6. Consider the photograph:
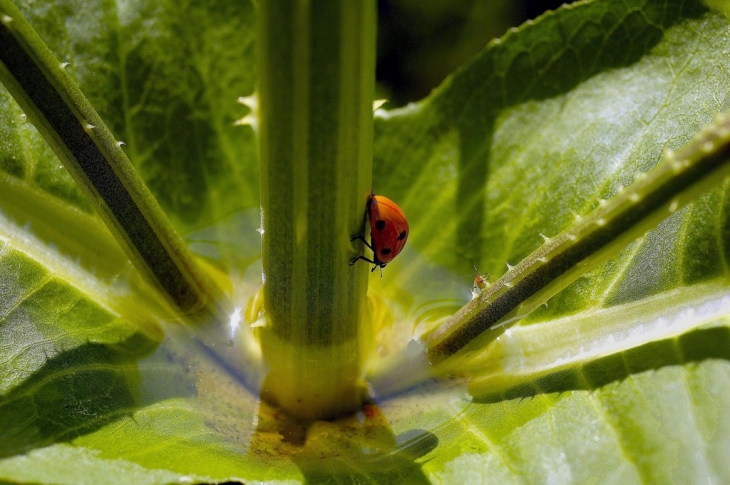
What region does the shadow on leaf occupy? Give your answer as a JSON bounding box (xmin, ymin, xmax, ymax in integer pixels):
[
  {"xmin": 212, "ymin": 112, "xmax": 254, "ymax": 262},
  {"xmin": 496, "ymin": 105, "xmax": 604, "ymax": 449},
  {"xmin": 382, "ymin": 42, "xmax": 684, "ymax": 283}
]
[{"xmin": 0, "ymin": 335, "xmax": 158, "ymax": 458}]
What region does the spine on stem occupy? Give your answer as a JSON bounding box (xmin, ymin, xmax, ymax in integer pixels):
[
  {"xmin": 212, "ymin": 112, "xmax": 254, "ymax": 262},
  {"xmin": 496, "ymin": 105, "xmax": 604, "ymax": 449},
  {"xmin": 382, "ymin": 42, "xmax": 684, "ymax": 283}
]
[{"xmin": 258, "ymin": 0, "xmax": 375, "ymax": 419}]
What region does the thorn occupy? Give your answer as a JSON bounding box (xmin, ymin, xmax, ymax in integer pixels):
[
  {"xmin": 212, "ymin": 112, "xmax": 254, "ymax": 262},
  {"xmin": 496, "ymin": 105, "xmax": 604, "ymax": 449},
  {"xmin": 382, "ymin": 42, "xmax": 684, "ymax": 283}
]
[
  {"xmin": 237, "ymin": 93, "xmax": 258, "ymax": 110},
  {"xmin": 1, "ymin": 14, "xmax": 13, "ymax": 25},
  {"xmin": 598, "ymin": 198, "xmax": 607, "ymax": 207},
  {"xmin": 566, "ymin": 233, "xmax": 577, "ymax": 241},
  {"xmin": 506, "ymin": 262, "xmax": 514, "ymax": 271},
  {"xmin": 629, "ymin": 193, "xmax": 641, "ymax": 203},
  {"xmin": 234, "ymin": 114, "xmax": 258, "ymax": 130},
  {"xmin": 702, "ymin": 141, "xmax": 715, "ymax": 153},
  {"xmin": 538, "ymin": 257, "xmax": 548, "ymax": 263},
  {"xmin": 116, "ymin": 140, "xmax": 125, "ymax": 146},
  {"xmin": 668, "ymin": 199, "xmax": 679, "ymax": 213},
  {"xmin": 84, "ymin": 123, "xmax": 95, "ymax": 131},
  {"xmin": 236, "ymin": 93, "xmax": 259, "ymax": 130},
  {"xmin": 373, "ymin": 99, "xmax": 388, "ymax": 112},
  {"xmin": 540, "ymin": 233, "xmax": 551, "ymax": 243},
  {"xmin": 596, "ymin": 218, "xmax": 606, "ymax": 226}
]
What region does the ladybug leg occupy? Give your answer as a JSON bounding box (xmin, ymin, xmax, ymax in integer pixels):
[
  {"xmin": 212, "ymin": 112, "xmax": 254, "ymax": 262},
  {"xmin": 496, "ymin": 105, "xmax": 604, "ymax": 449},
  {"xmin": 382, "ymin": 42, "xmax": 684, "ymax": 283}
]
[
  {"xmin": 350, "ymin": 234, "xmax": 375, "ymax": 252},
  {"xmin": 349, "ymin": 255, "xmax": 377, "ymax": 266},
  {"xmin": 349, "ymin": 255, "xmax": 386, "ymax": 275},
  {"xmin": 350, "ymin": 234, "xmax": 383, "ymax": 272}
]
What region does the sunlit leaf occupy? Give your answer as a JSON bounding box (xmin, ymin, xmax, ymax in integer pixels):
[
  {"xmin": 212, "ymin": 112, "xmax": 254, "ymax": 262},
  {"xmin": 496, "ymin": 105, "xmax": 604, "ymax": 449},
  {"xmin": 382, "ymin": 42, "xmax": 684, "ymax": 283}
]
[{"xmin": 2, "ymin": 0, "xmax": 730, "ymax": 483}]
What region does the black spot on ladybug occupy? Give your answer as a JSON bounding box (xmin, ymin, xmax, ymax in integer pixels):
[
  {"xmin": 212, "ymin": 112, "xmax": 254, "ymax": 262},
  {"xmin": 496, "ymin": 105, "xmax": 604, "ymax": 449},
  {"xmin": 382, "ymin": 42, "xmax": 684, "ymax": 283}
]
[
  {"xmin": 380, "ymin": 248, "xmax": 392, "ymax": 255},
  {"xmin": 375, "ymin": 220, "xmax": 386, "ymax": 230},
  {"xmin": 398, "ymin": 230, "xmax": 406, "ymax": 241}
]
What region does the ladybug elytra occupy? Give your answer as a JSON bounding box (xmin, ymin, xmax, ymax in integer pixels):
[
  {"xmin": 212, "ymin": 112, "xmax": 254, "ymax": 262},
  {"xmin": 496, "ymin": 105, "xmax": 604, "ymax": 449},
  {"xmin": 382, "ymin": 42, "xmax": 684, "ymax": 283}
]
[{"xmin": 350, "ymin": 194, "xmax": 409, "ymax": 272}]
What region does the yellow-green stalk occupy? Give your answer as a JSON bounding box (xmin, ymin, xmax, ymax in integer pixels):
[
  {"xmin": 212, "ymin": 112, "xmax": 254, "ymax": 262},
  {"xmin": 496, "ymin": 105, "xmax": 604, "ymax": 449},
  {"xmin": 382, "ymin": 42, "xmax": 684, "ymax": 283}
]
[{"xmin": 257, "ymin": 0, "xmax": 376, "ymax": 418}]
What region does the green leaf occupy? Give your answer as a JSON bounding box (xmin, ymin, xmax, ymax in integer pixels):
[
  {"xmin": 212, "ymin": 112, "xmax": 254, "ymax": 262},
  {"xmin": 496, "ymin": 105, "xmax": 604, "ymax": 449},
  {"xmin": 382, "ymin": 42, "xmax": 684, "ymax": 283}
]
[
  {"xmin": 0, "ymin": 213, "xmax": 162, "ymax": 455},
  {"xmin": 5, "ymin": 0, "xmax": 257, "ymax": 232},
  {"xmin": 2, "ymin": 0, "xmax": 730, "ymax": 483},
  {"xmin": 370, "ymin": 0, "xmax": 730, "ymax": 479},
  {"xmin": 0, "ymin": 0, "xmax": 234, "ymax": 319}
]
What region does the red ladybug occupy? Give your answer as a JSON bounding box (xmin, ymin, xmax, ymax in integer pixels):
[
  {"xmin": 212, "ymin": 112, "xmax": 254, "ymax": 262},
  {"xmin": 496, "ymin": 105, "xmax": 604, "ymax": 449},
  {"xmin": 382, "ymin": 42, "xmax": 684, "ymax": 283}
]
[{"xmin": 350, "ymin": 194, "xmax": 409, "ymax": 272}]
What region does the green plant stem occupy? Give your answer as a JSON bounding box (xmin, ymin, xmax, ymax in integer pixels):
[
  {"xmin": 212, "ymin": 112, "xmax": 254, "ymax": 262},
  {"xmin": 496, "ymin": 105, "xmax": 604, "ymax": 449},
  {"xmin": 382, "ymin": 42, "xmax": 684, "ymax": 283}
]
[
  {"xmin": 258, "ymin": 0, "xmax": 375, "ymax": 419},
  {"xmin": 0, "ymin": 1, "xmax": 228, "ymax": 323},
  {"xmin": 426, "ymin": 112, "xmax": 730, "ymax": 369}
]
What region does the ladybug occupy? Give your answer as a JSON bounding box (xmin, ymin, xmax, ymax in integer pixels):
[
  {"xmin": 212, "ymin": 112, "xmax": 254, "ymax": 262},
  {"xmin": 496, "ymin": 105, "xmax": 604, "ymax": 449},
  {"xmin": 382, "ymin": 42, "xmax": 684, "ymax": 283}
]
[{"xmin": 350, "ymin": 194, "xmax": 409, "ymax": 272}]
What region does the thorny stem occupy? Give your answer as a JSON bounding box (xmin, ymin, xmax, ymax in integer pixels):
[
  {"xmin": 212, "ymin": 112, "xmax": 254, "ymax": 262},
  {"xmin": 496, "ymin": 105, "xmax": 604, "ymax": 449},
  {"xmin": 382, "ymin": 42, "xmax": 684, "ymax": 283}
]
[
  {"xmin": 426, "ymin": 111, "xmax": 730, "ymax": 369},
  {"xmin": 0, "ymin": 1, "xmax": 229, "ymax": 323}
]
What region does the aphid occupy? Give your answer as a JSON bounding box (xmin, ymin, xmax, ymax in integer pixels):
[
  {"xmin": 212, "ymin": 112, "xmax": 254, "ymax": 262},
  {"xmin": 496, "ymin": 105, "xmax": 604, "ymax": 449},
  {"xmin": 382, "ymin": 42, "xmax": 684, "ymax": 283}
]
[
  {"xmin": 350, "ymin": 194, "xmax": 409, "ymax": 272},
  {"xmin": 471, "ymin": 265, "xmax": 490, "ymax": 299}
]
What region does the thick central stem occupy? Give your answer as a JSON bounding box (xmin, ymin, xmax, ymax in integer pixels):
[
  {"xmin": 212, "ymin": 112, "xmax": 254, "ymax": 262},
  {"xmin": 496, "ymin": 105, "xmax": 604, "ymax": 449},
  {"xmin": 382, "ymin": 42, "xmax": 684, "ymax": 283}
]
[{"xmin": 257, "ymin": 0, "xmax": 375, "ymax": 419}]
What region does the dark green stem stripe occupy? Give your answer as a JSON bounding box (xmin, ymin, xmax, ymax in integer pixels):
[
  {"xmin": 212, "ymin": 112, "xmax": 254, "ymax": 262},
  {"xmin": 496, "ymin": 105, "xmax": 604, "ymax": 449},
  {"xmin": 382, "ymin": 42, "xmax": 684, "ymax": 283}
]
[
  {"xmin": 0, "ymin": 7, "xmax": 224, "ymax": 319},
  {"xmin": 428, "ymin": 113, "xmax": 730, "ymax": 365}
]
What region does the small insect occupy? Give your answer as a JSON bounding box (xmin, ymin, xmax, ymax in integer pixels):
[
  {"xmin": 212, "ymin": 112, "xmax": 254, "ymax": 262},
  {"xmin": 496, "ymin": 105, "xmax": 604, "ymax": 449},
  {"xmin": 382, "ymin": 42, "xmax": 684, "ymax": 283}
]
[
  {"xmin": 362, "ymin": 403, "xmax": 379, "ymax": 418},
  {"xmin": 471, "ymin": 265, "xmax": 490, "ymax": 299},
  {"xmin": 350, "ymin": 194, "xmax": 409, "ymax": 272}
]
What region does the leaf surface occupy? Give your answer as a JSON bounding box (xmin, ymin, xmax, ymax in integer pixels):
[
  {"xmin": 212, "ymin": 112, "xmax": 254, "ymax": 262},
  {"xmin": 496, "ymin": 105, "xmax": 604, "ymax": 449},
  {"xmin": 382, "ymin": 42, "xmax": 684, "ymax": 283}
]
[{"xmin": 2, "ymin": 0, "xmax": 730, "ymax": 483}]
